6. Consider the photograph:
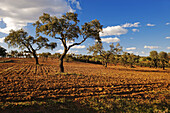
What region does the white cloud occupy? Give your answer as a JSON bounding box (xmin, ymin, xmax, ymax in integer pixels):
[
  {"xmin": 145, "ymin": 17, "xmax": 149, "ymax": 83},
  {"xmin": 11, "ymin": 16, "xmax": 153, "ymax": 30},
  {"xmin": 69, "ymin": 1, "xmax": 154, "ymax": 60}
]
[
  {"xmin": 122, "ymin": 22, "xmax": 140, "ymax": 28},
  {"xmin": 167, "ymin": 47, "xmax": 170, "ymax": 49},
  {"xmin": 67, "ymin": 40, "xmax": 74, "ymax": 43},
  {"xmin": 60, "ymin": 41, "xmax": 85, "ymax": 49},
  {"xmin": 101, "ymin": 37, "xmax": 120, "ymax": 43},
  {"xmin": 144, "ymin": 45, "xmax": 159, "ymax": 49},
  {"xmin": 68, "ymin": 50, "xmax": 79, "ymax": 54},
  {"xmin": 0, "ymin": 37, "xmax": 5, "ymax": 43},
  {"xmin": 61, "ymin": 42, "xmax": 73, "ymax": 47},
  {"xmin": 141, "ymin": 51, "xmax": 145, "ymax": 54},
  {"xmin": 55, "ymin": 49, "xmax": 63, "ymax": 53},
  {"xmin": 0, "ymin": 0, "xmax": 80, "ymax": 34},
  {"xmin": 146, "ymin": 23, "xmax": 155, "ymax": 27},
  {"xmin": 126, "ymin": 47, "xmax": 136, "ymax": 50},
  {"xmin": 165, "ymin": 37, "xmax": 170, "ymax": 39},
  {"xmin": 100, "ymin": 26, "xmax": 128, "ymax": 37},
  {"xmin": 68, "ymin": 0, "xmax": 81, "ymax": 10},
  {"xmin": 166, "ymin": 23, "xmax": 170, "ymax": 25},
  {"xmin": 55, "ymin": 49, "xmax": 79, "ymax": 53},
  {"xmin": 72, "ymin": 45, "xmax": 86, "ymax": 49},
  {"xmin": 99, "ymin": 22, "xmax": 141, "ymax": 37},
  {"xmin": 135, "ymin": 52, "xmax": 139, "ymax": 55},
  {"xmin": 126, "ymin": 51, "xmax": 133, "ymax": 53},
  {"xmin": 132, "ymin": 29, "xmax": 139, "ymax": 32}
]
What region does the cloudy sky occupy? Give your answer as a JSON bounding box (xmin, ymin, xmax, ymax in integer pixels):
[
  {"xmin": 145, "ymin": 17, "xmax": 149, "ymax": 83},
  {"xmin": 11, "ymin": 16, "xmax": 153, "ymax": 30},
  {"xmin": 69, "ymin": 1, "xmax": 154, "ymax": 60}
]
[{"xmin": 0, "ymin": 0, "xmax": 170, "ymax": 56}]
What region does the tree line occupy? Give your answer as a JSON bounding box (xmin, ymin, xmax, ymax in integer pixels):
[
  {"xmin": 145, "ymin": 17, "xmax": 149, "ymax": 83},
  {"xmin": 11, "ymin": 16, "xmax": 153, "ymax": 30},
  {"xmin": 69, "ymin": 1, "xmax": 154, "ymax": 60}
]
[
  {"xmin": 1, "ymin": 12, "xmax": 170, "ymax": 72},
  {"xmin": 1, "ymin": 45, "xmax": 170, "ymax": 70}
]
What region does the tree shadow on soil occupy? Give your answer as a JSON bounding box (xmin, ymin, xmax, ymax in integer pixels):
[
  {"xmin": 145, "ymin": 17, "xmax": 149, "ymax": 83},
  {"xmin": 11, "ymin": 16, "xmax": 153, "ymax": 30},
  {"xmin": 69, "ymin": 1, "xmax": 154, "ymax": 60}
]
[{"xmin": 0, "ymin": 99, "xmax": 96, "ymax": 113}]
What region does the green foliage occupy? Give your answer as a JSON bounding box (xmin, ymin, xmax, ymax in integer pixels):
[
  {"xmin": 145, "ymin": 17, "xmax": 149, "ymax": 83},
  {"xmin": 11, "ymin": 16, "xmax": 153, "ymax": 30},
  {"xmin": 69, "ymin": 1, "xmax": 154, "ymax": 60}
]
[
  {"xmin": 87, "ymin": 42, "xmax": 122, "ymax": 67},
  {"xmin": 135, "ymin": 51, "xmax": 170, "ymax": 69},
  {"xmin": 109, "ymin": 54, "xmax": 119, "ymax": 66},
  {"xmin": 34, "ymin": 12, "xmax": 102, "ymax": 50},
  {"xmin": 5, "ymin": 29, "xmax": 57, "ymax": 52},
  {"xmin": 149, "ymin": 51, "xmax": 159, "ymax": 68},
  {"xmin": 119, "ymin": 52, "xmax": 140, "ymax": 68},
  {"xmin": 34, "ymin": 12, "xmax": 102, "ymax": 72},
  {"xmin": 53, "ymin": 53, "xmax": 61, "ymax": 59},
  {"xmin": 120, "ymin": 52, "xmax": 128, "ymax": 67},
  {"xmin": 39, "ymin": 52, "xmax": 52, "ymax": 62},
  {"xmin": 5, "ymin": 29, "xmax": 57, "ymax": 64},
  {"xmin": 159, "ymin": 51, "xmax": 169, "ymax": 70},
  {"xmin": 64, "ymin": 54, "xmax": 73, "ymax": 62},
  {"xmin": 127, "ymin": 53, "xmax": 136, "ymax": 68},
  {"xmin": 159, "ymin": 51, "xmax": 168, "ymax": 60}
]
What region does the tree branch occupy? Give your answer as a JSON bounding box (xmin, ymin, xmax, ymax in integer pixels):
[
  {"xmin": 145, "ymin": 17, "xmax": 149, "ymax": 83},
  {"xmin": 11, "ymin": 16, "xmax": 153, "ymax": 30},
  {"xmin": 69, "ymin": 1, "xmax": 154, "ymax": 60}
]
[
  {"xmin": 21, "ymin": 42, "xmax": 32, "ymax": 53},
  {"xmin": 35, "ymin": 46, "xmax": 42, "ymax": 51},
  {"xmin": 55, "ymin": 37, "xmax": 62, "ymax": 40},
  {"xmin": 29, "ymin": 44, "xmax": 36, "ymax": 53},
  {"xmin": 68, "ymin": 37, "xmax": 87, "ymax": 50}
]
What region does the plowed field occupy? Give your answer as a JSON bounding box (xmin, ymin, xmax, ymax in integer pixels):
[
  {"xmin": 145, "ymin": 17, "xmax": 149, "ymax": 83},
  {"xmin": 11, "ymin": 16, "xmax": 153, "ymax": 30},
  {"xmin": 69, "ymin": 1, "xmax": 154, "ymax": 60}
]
[{"xmin": 0, "ymin": 58, "xmax": 169, "ymax": 112}]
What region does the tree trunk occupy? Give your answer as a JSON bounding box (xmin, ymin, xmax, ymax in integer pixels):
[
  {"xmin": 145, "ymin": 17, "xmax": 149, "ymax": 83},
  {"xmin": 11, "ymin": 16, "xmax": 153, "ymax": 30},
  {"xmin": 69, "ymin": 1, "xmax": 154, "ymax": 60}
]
[
  {"xmin": 33, "ymin": 52, "xmax": 39, "ymax": 65},
  {"xmin": 163, "ymin": 65, "xmax": 165, "ymax": 70},
  {"xmin": 59, "ymin": 49, "xmax": 67, "ymax": 73},
  {"xmin": 130, "ymin": 63, "xmax": 133, "ymax": 68},
  {"xmin": 59, "ymin": 58, "xmax": 64, "ymax": 72},
  {"xmin": 162, "ymin": 61, "xmax": 165, "ymax": 70},
  {"xmin": 105, "ymin": 62, "xmax": 107, "ymax": 68}
]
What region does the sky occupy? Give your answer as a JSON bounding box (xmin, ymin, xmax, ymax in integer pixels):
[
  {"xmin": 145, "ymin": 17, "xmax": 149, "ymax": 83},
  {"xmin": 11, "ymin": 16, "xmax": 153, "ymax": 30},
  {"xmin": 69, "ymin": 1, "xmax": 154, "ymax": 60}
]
[{"xmin": 0, "ymin": 0, "xmax": 170, "ymax": 56}]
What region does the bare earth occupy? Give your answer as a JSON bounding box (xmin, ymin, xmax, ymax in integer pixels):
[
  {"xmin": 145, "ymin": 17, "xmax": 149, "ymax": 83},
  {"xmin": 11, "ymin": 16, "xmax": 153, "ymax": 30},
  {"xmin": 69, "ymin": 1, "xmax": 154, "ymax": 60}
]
[{"xmin": 0, "ymin": 58, "xmax": 169, "ymax": 112}]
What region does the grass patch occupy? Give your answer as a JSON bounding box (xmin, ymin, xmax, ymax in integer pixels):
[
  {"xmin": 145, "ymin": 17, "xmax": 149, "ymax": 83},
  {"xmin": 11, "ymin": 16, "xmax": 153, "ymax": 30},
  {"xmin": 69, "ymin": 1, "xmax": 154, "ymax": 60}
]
[
  {"xmin": 0, "ymin": 97, "xmax": 169, "ymax": 113},
  {"xmin": 0, "ymin": 98, "xmax": 95, "ymax": 113},
  {"xmin": 79, "ymin": 96, "xmax": 169, "ymax": 113}
]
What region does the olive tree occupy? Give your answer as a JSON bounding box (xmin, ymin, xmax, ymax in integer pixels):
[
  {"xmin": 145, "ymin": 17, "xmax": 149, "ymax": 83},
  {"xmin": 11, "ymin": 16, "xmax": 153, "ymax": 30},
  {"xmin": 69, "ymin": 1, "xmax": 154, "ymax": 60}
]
[
  {"xmin": 120, "ymin": 52, "xmax": 129, "ymax": 67},
  {"xmin": 109, "ymin": 54, "xmax": 120, "ymax": 66},
  {"xmin": 39, "ymin": 52, "xmax": 51, "ymax": 62},
  {"xmin": 5, "ymin": 29, "xmax": 57, "ymax": 64},
  {"xmin": 87, "ymin": 42, "xmax": 122, "ymax": 67},
  {"xmin": 159, "ymin": 51, "xmax": 169, "ymax": 70},
  {"xmin": 127, "ymin": 53, "xmax": 137, "ymax": 68},
  {"xmin": 34, "ymin": 12, "xmax": 102, "ymax": 72},
  {"xmin": 149, "ymin": 51, "xmax": 158, "ymax": 68}
]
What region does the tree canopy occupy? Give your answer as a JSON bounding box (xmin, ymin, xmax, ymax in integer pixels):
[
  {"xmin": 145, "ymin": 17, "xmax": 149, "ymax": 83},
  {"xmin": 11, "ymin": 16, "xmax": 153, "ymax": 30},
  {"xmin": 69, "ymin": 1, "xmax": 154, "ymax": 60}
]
[
  {"xmin": 159, "ymin": 51, "xmax": 169, "ymax": 70},
  {"xmin": 87, "ymin": 42, "xmax": 122, "ymax": 67},
  {"xmin": 5, "ymin": 29, "xmax": 57, "ymax": 64},
  {"xmin": 149, "ymin": 51, "xmax": 158, "ymax": 68},
  {"xmin": 34, "ymin": 12, "xmax": 103, "ymax": 72}
]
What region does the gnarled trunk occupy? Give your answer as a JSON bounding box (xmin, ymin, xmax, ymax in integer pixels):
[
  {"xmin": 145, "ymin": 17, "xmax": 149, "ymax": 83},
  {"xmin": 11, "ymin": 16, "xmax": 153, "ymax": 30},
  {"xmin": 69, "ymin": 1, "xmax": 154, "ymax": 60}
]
[
  {"xmin": 130, "ymin": 63, "xmax": 133, "ymax": 68},
  {"xmin": 59, "ymin": 49, "xmax": 67, "ymax": 72},
  {"xmin": 33, "ymin": 52, "xmax": 39, "ymax": 65},
  {"xmin": 105, "ymin": 62, "xmax": 107, "ymax": 67},
  {"xmin": 162, "ymin": 61, "xmax": 165, "ymax": 70},
  {"xmin": 59, "ymin": 57, "xmax": 64, "ymax": 72}
]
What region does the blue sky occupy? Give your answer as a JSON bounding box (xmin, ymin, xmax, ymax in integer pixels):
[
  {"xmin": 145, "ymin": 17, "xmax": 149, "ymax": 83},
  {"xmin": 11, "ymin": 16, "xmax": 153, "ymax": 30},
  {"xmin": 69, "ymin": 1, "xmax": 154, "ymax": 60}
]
[{"xmin": 0, "ymin": 0, "xmax": 170, "ymax": 56}]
